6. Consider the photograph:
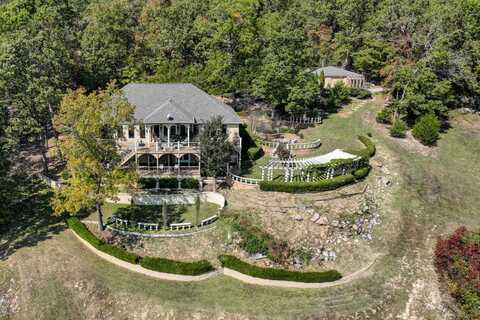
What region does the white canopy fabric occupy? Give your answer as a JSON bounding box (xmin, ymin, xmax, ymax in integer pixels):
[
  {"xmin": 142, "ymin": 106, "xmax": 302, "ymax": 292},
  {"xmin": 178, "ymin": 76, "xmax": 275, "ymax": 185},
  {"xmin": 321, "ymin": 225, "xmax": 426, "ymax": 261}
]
[
  {"xmin": 304, "ymin": 149, "xmax": 359, "ymax": 165},
  {"xmin": 263, "ymin": 149, "xmax": 360, "ymax": 169}
]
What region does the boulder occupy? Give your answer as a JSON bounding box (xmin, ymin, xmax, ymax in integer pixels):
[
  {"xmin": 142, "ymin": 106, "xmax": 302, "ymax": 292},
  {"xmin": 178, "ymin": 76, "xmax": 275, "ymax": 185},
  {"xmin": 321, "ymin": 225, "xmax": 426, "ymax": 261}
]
[
  {"xmin": 310, "ymin": 213, "xmax": 320, "ymax": 222},
  {"xmin": 315, "ymin": 216, "xmax": 329, "ymax": 225}
]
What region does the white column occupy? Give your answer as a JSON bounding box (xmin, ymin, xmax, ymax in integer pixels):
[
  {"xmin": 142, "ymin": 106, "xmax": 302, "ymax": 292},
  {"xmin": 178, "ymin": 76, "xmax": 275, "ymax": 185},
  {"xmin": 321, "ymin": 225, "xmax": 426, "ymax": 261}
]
[
  {"xmin": 146, "ymin": 125, "xmax": 151, "ymax": 144},
  {"xmin": 167, "ymin": 125, "xmax": 171, "ymax": 147},
  {"xmin": 187, "ymin": 124, "xmax": 190, "ymax": 147}
]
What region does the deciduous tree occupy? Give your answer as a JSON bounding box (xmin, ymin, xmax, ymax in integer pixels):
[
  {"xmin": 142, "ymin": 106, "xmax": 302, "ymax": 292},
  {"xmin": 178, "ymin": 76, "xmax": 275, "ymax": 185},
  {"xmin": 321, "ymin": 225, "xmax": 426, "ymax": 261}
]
[{"xmin": 51, "ymin": 84, "xmax": 137, "ymax": 231}]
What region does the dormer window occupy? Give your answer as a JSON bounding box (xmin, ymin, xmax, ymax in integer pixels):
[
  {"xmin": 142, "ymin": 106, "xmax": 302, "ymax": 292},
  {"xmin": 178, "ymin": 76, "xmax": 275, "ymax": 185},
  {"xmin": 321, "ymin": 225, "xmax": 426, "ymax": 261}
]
[{"xmin": 167, "ymin": 114, "xmax": 174, "ymax": 121}]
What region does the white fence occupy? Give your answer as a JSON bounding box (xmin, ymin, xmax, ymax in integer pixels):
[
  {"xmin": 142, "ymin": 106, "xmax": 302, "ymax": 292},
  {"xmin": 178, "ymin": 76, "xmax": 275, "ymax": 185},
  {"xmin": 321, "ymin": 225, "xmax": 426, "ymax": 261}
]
[
  {"xmin": 288, "ymin": 116, "xmax": 323, "ymax": 125},
  {"xmin": 228, "ymin": 172, "xmax": 261, "ymax": 186},
  {"xmin": 260, "ymin": 139, "xmax": 321, "ymax": 150}
]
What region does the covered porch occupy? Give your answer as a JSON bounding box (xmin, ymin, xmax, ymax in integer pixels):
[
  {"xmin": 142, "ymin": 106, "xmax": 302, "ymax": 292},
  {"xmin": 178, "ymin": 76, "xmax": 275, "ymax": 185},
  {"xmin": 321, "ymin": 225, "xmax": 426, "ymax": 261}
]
[
  {"xmin": 120, "ymin": 123, "xmax": 201, "ymax": 148},
  {"xmin": 131, "ymin": 153, "xmax": 201, "ymax": 178}
]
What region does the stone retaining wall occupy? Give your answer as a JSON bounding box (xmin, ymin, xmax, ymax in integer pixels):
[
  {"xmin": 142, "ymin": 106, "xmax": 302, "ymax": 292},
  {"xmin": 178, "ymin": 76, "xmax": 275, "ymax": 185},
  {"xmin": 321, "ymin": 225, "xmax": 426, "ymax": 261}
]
[{"xmin": 107, "ymin": 191, "xmax": 225, "ymax": 208}]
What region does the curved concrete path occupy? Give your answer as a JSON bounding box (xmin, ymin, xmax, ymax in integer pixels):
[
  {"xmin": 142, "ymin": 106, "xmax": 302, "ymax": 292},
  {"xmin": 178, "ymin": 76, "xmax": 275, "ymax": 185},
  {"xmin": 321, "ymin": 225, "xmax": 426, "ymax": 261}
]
[{"xmin": 71, "ymin": 228, "xmax": 379, "ymax": 288}]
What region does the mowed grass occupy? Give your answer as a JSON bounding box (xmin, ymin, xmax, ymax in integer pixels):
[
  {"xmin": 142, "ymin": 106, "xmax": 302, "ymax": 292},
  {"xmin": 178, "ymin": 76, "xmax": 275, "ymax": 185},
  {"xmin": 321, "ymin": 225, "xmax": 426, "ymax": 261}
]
[
  {"xmin": 82, "ymin": 202, "xmax": 219, "ymax": 224},
  {"xmin": 2, "ymin": 98, "xmax": 480, "ymax": 319}
]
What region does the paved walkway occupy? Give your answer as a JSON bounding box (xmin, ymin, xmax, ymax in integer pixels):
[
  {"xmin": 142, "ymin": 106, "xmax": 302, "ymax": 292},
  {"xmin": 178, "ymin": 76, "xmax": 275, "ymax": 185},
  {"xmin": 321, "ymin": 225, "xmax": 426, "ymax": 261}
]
[{"xmin": 71, "ymin": 228, "xmax": 380, "ymax": 288}]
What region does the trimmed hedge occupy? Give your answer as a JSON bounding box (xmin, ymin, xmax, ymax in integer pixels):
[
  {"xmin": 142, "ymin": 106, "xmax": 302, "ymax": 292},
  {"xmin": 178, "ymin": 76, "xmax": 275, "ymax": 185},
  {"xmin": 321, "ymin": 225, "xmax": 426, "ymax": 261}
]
[
  {"xmin": 66, "ymin": 217, "xmax": 140, "ymax": 264},
  {"xmin": 353, "ymin": 166, "xmax": 371, "ymax": 180},
  {"xmin": 140, "ymin": 257, "xmax": 213, "ymax": 276},
  {"xmin": 67, "ymin": 217, "xmax": 213, "ymax": 275},
  {"xmin": 139, "ymin": 177, "xmax": 199, "ymax": 189},
  {"xmin": 259, "ymin": 174, "xmax": 356, "ymax": 193},
  {"xmin": 219, "ymin": 255, "xmax": 342, "ymax": 283},
  {"xmin": 347, "ymin": 135, "xmax": 376, "ymax": 159},
  {"xmin": 180, "ymin": 178, "xmax": 200, "ymax": 189}
]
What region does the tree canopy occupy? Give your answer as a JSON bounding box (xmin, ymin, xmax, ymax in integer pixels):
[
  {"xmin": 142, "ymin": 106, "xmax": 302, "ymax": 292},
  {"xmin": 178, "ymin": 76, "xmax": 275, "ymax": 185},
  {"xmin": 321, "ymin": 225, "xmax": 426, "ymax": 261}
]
[{"xmin": 51, "ymin": 84, "xmax": 137, "ymax": 230}]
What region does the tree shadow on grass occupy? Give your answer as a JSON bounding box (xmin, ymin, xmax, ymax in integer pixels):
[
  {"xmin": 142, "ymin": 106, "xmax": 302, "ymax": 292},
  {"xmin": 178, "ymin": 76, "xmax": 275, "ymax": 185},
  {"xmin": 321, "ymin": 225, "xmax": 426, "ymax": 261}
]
[
  {"xmin": 0, "ymin": 176, "xmax": 66, "ymax": 261},
  {"xmin": 114, "ymin": 204, "xmax": 186, "ymax": 226}
]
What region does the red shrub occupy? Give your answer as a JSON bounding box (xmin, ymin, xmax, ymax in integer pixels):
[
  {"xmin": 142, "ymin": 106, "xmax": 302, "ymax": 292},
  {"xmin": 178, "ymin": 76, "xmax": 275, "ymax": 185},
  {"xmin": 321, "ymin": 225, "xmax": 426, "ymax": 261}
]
[{"xmin": 434, "ymin": 226, "xmax": 480, "ymax": 317}]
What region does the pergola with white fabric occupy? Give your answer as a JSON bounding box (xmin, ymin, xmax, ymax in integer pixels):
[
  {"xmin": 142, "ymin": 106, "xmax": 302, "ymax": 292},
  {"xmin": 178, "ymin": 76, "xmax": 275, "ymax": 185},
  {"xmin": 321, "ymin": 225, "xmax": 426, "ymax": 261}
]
[{"xmin": 260, "ymin": 149, "xmax": 362, "ymax": 182}]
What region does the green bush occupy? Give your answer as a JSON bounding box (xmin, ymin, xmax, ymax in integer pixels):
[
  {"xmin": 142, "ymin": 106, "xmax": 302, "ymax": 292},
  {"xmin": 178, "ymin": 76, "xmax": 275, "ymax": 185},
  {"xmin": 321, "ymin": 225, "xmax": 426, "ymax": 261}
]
[
  {"xmin": 139, "ymin": 177, "xmax": 199, "ymax": 189},
  {"xmin": 259, "ymin": 174, "xmax": 356, "ymax": 193},
  {"xmin": 140, "ymin": 257, "xmax": 213, "ymax": 276},
  {"xmin": 180, "ymin": 178, "xmax": 199, "ymax": 189},
  {"xmin": 376, "ymin": 108, "xmax": 393, "ymax": 124},
  {"xmin": 412, "ymin": 114, "xmax": 441, "ymax": 146},
  {"xmin": 219, "ymin": 255, "xmax": 342, "ymax": 283},
  {"xmin": 390, "ymin": 119, "xmax": 407, "ymax": 138},
  {"xmin": 66, "ymin": 217, "xmax": 140, "ymax": 264},
  {"xmin": 247, "ymin": 146, "xmax": 264, "ymax": 161},
  {"xmin": 230, "ymin": 216, "xmax": 271, "ymax": 255},
  {"xmin": 349, "ymin": 88, "xmax": 372, "ymax": 99},
  {"xmin": 347, "ymin": 135, "xmax": 376, "ymax": 159},
  {"xmin": 353, "ymin": 166, "xmax": 371, "ymax": 180}
]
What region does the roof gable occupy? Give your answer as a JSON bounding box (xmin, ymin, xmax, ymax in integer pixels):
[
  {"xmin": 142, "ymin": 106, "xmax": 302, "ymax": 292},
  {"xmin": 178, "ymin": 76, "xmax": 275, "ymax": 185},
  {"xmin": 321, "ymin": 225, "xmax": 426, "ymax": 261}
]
[
  {"xmin": 143, "ymin": 98, "xmax": 193, "ymax": 123},
  {"xmin": 311, "ymin": 66, "xmax": 364, "ymax": 79}
]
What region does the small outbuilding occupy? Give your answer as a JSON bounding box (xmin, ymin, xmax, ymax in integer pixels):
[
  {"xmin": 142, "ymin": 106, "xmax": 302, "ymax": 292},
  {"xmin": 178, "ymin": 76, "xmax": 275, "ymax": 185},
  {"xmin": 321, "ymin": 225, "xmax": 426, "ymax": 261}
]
[{"xmin": 311, "ymin": 66, "xmax": 366, "ymax": 89}]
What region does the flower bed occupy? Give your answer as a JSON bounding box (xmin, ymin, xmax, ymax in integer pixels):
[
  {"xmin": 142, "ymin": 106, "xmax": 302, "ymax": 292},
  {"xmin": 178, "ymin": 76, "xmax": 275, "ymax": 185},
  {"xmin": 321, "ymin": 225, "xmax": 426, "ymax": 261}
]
[{"xmin": 219, "ymin": 255, "xmax": 342, "ymax": 283}]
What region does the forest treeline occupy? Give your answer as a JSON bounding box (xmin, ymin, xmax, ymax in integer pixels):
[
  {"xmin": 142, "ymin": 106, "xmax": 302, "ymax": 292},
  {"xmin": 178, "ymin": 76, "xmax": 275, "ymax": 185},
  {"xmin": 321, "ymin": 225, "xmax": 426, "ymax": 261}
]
[{"xmin": 1, "ymin": 0, "xmax": 479, "ymax": 139}]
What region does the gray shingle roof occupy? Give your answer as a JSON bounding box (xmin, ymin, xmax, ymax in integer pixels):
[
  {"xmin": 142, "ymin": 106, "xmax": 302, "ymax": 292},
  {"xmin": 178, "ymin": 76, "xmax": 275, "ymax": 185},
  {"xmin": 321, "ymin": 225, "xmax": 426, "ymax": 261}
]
[
  {"xmin": 311, "ymin": 66, "xmax": 364, "ymax": 79},
  {"xmin": 121, "ymin": 83, "xmax": 241, "ymax": 124}
]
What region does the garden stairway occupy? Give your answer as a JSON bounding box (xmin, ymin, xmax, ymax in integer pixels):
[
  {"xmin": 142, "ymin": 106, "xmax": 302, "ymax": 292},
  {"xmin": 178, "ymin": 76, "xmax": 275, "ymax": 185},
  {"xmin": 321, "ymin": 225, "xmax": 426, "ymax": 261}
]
[{"xmin": 120, "ymin": 148, "xmax": 136, "ymax": 166}]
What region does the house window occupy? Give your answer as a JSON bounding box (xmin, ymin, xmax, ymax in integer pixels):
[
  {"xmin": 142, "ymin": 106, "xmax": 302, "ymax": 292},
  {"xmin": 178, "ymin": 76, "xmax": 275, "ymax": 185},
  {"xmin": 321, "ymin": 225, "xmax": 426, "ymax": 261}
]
[
  {"xmin": 140, "ymin": 125, "xmax": 145, "ymax": 139},
  {"xmin": 128, "ymin": 126, "xmax": 134, "ymax": 139}
]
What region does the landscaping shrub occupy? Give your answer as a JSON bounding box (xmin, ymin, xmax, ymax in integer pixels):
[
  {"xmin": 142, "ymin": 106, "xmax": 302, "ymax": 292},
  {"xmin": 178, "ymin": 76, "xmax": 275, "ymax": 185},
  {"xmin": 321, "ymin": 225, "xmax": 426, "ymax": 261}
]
[
  {"xmin": 412, "ymin": 113, "xmax": 441, "ymax": 146},
  {"xmin": 139, "ymin": 177, "xmax": 199, "ymax": 189},
  {"xmin": 230, "ymin": 215, "xmax": 272, "ymax": 255},
  {"xmin": 347, "ymin": 135, "xmax": 376, "ymax": 159},
  {"xmin": 180, "ymin": 178, "xmax": 199, "ymax": 189},
  {"xmin": 66, "ymin": 217, "xmax": 139, "ymax": 264},
  {"xmin": 219, "ymin": 255, "xmax": 342, "ymax": 283},
  {"xmin": 349, "ymin": 88, "xmax": 372, "ymax": 99},
  {"xmin": 140, "ymin": 257, "xmax": 213, "ymax": 276},
  {"xmin": 376, "ymin": 108, "xmax": 393, "ymax": 124},
  {"xmin": 259, "ymin": 174, "xmax": 356, "ymax": 193},
  {"xmin": 434, "ymin": 227, "xmax": 480, "ymax": 318},
  {"xmin": 353, "ymin": 166, "xmax": 371, "ymax": 180},
  {"xmin": 390, "ymin": 119, "xmax": 407, "ymax": 138}
]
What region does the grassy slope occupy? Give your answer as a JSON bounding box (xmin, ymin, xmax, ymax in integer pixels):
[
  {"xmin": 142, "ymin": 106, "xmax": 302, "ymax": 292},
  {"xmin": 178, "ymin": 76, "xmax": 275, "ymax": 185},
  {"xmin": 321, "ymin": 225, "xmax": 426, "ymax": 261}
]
[{"xmin": 2, "ymin": 97, "xmax": 479, "ymax": 319}]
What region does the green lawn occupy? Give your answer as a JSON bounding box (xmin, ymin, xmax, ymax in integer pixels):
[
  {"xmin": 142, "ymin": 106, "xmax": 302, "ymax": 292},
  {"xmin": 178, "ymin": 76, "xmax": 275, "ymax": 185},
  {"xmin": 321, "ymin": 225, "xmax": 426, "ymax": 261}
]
[
  {"xmin": 241, "ymin": 99, "xmax": 379, "ymax": 178},
  {"xmin": 82, "ymin": 202, "xmax": 219, "ymax": 225}
]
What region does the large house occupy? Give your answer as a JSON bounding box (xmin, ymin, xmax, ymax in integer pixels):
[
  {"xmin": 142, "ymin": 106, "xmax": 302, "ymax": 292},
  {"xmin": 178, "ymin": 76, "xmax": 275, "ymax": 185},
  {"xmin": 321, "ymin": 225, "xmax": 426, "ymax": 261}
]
[
  {"xmin": 118, "ymin": 83, "xmax": 242, "ymax": 177},
  {"xmin": 311, "ymin": 66, "xmax": 366, "ymax": 89}
]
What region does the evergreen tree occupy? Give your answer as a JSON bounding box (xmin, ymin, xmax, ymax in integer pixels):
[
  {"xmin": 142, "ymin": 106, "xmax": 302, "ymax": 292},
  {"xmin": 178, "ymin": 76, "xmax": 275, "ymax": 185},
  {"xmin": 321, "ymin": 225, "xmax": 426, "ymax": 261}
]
[{"xmin": 199, "ymin": 116, "xmax": 233, "ymax": 177}]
